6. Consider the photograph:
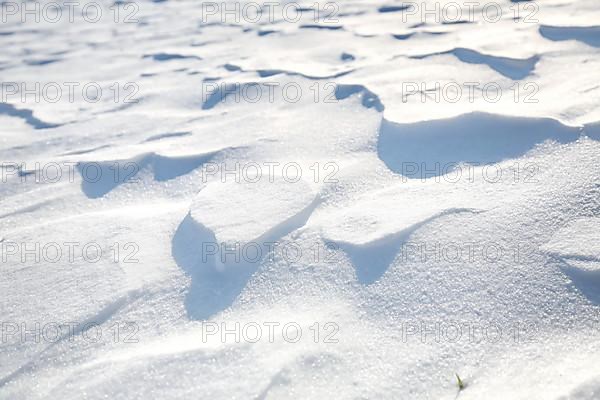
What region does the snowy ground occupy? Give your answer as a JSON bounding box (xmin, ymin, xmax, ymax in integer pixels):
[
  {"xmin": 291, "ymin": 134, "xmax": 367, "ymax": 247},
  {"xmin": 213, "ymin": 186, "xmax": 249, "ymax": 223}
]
[{"xmin": 1, "ymin": 0, "xmax": 600, "ymax": 398}]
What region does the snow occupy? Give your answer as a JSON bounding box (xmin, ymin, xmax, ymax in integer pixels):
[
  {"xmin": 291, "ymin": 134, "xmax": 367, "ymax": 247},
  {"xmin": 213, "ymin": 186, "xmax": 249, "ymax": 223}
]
[{"xmin": 1, "ymin": 0, "xmax": 600, "ymax": 399}]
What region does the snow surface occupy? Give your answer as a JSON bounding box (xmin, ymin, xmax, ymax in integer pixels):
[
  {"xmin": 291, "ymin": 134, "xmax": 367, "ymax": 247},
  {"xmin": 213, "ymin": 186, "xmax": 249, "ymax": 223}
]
[{"xmin": 1, "ymin": 0, "xmax": 600, "ymax": 399}]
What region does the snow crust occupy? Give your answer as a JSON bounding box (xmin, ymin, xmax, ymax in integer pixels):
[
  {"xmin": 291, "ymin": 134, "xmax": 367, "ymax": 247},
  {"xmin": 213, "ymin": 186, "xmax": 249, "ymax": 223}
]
[{"xmin": 1, "ymin": 0, "xmax": 600, "ymax": 399}]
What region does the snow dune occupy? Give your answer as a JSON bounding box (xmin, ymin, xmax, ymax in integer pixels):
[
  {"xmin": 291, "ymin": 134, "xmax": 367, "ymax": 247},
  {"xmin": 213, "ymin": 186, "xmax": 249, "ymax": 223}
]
[{"xmin": 1, "ymin": 0, "xmax": 600, "ymax": 399}]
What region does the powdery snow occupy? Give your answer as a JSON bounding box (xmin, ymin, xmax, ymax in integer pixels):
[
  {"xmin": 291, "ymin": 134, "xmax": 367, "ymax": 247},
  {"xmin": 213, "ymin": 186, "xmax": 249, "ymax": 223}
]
[{"xmin": 1, "ymin": 0, "xmax": 600, "ymax": 399}]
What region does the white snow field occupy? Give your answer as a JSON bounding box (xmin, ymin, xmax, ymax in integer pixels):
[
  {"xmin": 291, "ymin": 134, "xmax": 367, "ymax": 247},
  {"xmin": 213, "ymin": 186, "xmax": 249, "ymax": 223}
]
[{"xmin": 1, "ymin": 0, "xmax": 600, "ymax": 398}]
